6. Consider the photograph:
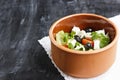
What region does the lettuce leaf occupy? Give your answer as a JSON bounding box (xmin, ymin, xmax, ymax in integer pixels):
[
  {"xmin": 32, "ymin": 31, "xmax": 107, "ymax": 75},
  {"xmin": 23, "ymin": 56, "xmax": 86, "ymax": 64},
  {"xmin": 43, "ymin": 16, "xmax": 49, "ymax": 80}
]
[
  {"xmin": 91, "ymin": 31, "xmax": 110, "ymax": 48},
  {"xmin": 56, "ymin": 30, "xmax": 67, "ymax": 45}
]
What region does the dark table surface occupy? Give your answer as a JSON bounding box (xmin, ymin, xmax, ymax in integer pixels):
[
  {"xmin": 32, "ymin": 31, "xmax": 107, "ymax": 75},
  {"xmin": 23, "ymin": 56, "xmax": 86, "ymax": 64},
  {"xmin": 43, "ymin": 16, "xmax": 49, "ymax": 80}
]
[{"xmin": 0, "ymin": 0, "xmax": 120, "ymax": 80}]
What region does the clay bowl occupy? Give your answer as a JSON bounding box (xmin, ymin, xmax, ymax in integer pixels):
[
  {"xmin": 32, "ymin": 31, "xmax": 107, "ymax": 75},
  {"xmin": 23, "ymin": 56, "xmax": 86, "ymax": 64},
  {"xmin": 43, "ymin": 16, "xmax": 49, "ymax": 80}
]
[{"xmin": 49, "ymin": 13, "xmax": 119, "ymax": 78}]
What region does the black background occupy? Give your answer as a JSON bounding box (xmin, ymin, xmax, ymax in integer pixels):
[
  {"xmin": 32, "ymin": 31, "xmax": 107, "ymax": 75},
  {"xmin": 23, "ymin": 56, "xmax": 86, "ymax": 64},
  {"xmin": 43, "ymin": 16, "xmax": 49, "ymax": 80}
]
[{"xmin": 0, "ymin": 0, "xmax": 120, "ymax": 80}]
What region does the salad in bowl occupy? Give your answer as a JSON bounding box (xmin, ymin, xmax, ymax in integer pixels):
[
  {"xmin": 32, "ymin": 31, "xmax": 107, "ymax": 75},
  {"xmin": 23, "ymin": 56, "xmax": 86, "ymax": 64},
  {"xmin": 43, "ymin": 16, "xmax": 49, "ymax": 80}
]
[{"xmin": 56, "ymin": 26, "xmax": 110, "ymax": 51}]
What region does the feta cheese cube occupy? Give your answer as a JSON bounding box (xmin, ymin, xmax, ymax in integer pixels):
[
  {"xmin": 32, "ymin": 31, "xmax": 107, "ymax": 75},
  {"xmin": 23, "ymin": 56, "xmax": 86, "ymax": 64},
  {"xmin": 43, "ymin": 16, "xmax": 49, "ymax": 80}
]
[
  {"xmin": 78, "ymin": 30, "xmax": 86, "ymax": 38},
  {"xmin": 94, "ymin": 40, "xmax": 100, "ymax": 50},
  {"xmin": 96, "ymin": 29, "xmax": 105, "ymax": 35},
  {"xmin": 68, "ymin": 39, "xmax": 76, "ymax": 47},
  {"xmin": 72, "ymin": 26, "xmax": 81, "ymax": 35},
  {"xmin": 85, "ymin": 32, "xmax": 92, "ymax": 38}
]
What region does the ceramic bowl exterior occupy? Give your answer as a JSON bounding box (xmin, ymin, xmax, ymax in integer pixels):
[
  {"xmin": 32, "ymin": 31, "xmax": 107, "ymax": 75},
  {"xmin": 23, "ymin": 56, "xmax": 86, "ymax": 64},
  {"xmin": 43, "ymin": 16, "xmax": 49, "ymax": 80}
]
[{"xmin": 49, "ymin": 13, "xmax": 119, "ymax": 78}]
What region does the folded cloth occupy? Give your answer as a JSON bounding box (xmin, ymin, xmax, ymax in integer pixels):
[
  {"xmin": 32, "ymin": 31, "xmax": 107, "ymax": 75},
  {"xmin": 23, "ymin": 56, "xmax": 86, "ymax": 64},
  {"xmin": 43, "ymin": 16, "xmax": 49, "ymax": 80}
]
[{"xmin": 38, "ymin": 15, "xmax": 120, "ymax": 80}]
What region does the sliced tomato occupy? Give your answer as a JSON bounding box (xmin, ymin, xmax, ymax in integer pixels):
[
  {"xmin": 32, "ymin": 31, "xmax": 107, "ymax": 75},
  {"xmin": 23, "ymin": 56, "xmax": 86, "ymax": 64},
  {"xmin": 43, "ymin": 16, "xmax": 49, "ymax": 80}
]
[
  {"xmin": 85, "ymin": 37, "xmax": 92, "ymax": 41},
  {"xmin": 82, "ymin": 38, "xmax": 94, "ymax": 47}
]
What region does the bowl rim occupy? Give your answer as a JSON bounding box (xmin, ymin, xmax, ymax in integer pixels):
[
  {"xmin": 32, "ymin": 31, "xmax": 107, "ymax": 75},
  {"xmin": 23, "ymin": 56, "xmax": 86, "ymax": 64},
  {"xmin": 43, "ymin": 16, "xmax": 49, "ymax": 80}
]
[{"xmin": 49, "ymin": 13, "xmax": 119, "ymax": 55}]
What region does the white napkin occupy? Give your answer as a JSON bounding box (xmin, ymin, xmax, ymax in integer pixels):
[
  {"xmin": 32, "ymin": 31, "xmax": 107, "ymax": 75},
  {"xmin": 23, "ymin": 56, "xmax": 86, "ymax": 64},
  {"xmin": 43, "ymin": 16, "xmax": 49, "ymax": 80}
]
[{"xmin": 38, "ymin": 15, "xmax": 120, "ymax": 80}]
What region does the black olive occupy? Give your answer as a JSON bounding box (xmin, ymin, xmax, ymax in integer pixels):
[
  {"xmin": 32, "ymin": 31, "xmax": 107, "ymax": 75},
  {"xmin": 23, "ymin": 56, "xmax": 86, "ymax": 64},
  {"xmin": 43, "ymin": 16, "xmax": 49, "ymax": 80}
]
[
  {"xmin": 74, "ymin": 35, "xmax": 82, "ymax": 43},
  {"xmin": 84, "ymin": 43, "xmax": 92, "ymax": 50},
  {"xmin": 85, "ymin": 28, "xmax": 93, "ymax": 32}
]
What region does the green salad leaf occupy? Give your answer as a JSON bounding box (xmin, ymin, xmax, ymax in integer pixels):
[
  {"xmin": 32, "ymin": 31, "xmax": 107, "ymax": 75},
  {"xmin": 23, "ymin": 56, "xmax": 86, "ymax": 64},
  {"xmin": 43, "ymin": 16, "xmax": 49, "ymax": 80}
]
[
  {"xmin": 91, "ymin": 31, "xmax": 110, "ymax": 48},
  {"xmin": 63, "ymin": 33, "xmax": 69, "ymax": 43},
  {"xmin": 56, "ymin": 30, "xmax": 67, "ymax": 45},
  {"xmin": 70, "ymin": 31, "xmax": 76, "ymax": 38},
  {"xmin": 68, "ymin": 43, "xmax": 74, "ymax": 49},
  {"xmin": 56, "ymin": 30, "xmax": 76, "ymax": 45}
]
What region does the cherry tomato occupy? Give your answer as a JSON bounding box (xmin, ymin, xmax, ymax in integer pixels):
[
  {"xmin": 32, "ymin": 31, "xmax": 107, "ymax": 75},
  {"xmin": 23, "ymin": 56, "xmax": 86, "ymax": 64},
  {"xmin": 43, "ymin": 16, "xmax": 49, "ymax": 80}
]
[{"xmin": 82, "ymin": 38, "xmax": 94, "ymax": 47}]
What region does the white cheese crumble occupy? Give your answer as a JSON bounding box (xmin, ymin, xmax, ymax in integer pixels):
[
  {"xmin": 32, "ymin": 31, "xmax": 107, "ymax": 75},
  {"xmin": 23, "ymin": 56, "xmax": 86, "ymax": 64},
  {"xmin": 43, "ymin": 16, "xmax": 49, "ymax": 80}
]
[
  {"xmin": 96, "ymin": 29, "xmax": 105, "ymax": 35},
  {"xmin": 67, "ymin": 39, "xmax": 76, "ymax": 47},
  {"xmin": 94, "ymin": 40, "xmax": 100, "ymax": 50},
  {"xmin": 72, "ymin": 26, "xmax": 81, "ymax": 35},
  {"xmin": 78, "ymin": 30, "xmax": 86, "ymax": 38},
  {"xmin": 85, "ymin": 32, "xmax": 92, "ymax": 38}
]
